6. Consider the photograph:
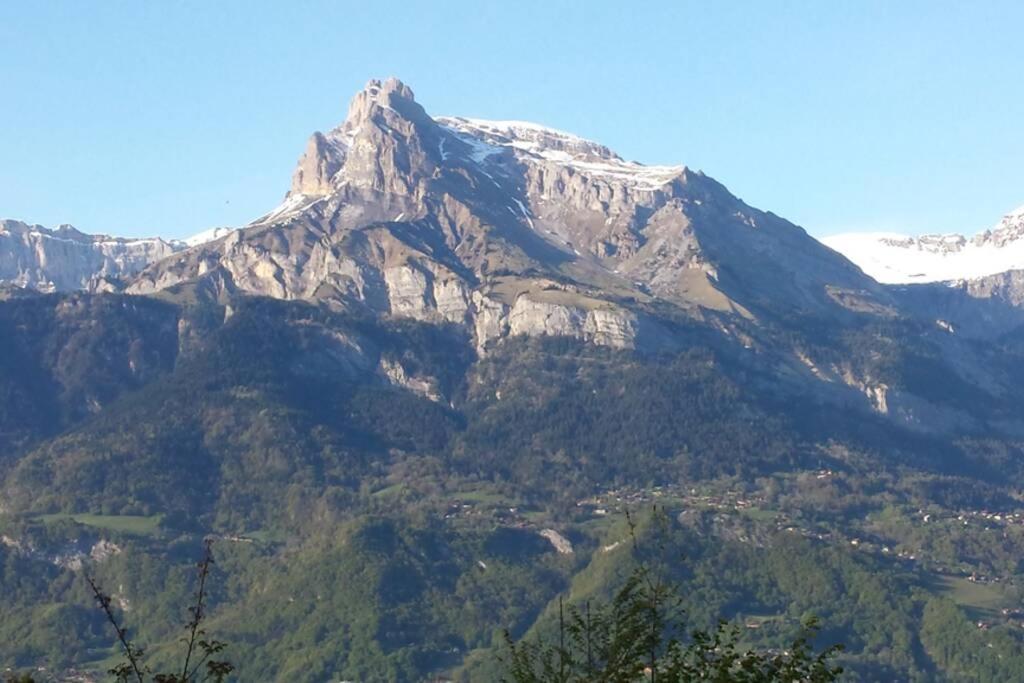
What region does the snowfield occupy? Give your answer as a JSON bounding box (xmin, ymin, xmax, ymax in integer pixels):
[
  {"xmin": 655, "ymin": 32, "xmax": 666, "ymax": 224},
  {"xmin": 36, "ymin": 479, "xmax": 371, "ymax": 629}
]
[{"xmin": 823, "ymin": 206, "xmax": 1024, "ymax": 284}]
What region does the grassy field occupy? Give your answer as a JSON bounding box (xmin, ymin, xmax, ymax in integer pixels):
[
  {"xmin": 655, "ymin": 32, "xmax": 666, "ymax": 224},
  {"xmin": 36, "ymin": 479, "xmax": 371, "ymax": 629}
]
[
  {"xmin": 79, "ymin": 647, "xmax": 125, "ymax": 674},
  {"xmin": 37, "ymin": 513, "xmax": 163, "ymax": 535},
  {"xmin": 371, "ymin": 483, "xmax": 407, "ymax": 499},
  {"xmin": 741, "ymin": 507, "xmax": 780, "ymax": 522},
  {"xmin": 451, "ymin": 489, "xmax": 512, "ymax": 506},
  {"xmin": 241, "ymin": 528, "xmax": 286, "ymax": 544},
  {"xmin": 933, "ymin": 574, "xmax": 1007, "ymax": 618}
]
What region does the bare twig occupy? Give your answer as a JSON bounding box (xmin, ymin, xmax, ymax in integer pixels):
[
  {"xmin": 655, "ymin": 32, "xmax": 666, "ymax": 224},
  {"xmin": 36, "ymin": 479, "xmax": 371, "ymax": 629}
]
[
  {"xmin": 85, "ymin": 539, "xmax": 231, "ymax": 683},
  {"xmin": 181, "ymin": 539, "xmax": 216, "ymax": 681},
  {"xmin": 84, "ymin": 573, "xmax": 146, "ymax": 683},
  {"xmin": 558, "ymin": 596, "xmax": 566, "ymax": 682}
]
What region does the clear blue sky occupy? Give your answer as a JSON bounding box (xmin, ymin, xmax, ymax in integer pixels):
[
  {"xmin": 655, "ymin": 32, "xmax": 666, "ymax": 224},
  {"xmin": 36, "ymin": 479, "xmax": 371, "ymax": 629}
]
[{"xmin": 2, "ymin": 1, "xmax": 1023, "ymax": 240}]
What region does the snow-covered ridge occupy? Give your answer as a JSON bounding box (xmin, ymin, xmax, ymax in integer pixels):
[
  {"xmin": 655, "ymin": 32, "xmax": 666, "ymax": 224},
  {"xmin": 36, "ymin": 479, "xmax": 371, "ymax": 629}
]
[
  {"xmin": 1, "ymin": 219, "xmax": 235, "ymax": 251},
  {"xmin": 182, "ymin": 226, "xmax": 235, "ymax": 247},
  {"xmin": 823, "ymin": 205, "xmax": 1024, "ymax": 284},
  {"xmin": 437, "ymin": 116, "xmax": 685, "ymax": 191},
  {"xmin": 438, "ymin": 117, "xmax": 594, "ymax": 152},
  {"xmin": 179, "ymin": 196, "xmax": 322, "ymax": 246},
  {"xmin": 0, "ymin": 221, "xmax": 167, "ymax": 246}
]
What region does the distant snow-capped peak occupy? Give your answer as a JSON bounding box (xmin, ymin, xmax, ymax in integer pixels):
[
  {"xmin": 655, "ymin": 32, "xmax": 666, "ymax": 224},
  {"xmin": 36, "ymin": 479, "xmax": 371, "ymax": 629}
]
[
  {"xmin": 976, "ymin": 205, "xmax": 1024, "ymax": 248},
  {"xmin": 822, "ymin": 205, "xmax": 1024, "ymax": 284}
]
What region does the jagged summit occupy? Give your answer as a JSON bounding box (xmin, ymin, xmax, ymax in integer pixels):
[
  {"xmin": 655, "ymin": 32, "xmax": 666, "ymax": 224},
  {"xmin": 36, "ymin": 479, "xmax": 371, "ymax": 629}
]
[
  {"xmin": 978, "ymin": 205, "xmax": 1024, "ymax": 247},
  {"xmin": 120, "ymin": 77, "xmax": 892, "ymax": 350},
  {"xmin": 290, "ymin": 76, "xmax": 690, "ymax": 201},
  {"xmin": 290, "ymin": 77, "xmax": 440, "ymax": 197},
  {"xmin": 346, "ymin": 77, "xmax": 423, "ymax": 119},
  {"xmin": 14, "ymin": 76, "xmax": 1024, "ymax": 433}
]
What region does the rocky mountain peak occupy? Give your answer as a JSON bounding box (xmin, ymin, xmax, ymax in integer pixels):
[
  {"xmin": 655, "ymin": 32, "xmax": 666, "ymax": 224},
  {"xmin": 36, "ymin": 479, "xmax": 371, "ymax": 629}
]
[
  {"xmin": 976, "ymin": 205, "xmax": 1024, "ymax": 248},
  {"xmin": 290, "ymin": 132, "xmax": 345, "ymax": 196},
  {"xmin": 289, "ymin": 77, "xmax": 439, "ymax": 198},
  {"xmin": 123, "ymin": 77, "xmax": 893, "ymax": 351},
  {"xmin": 345, "ymin": 77, "xmax": 424, "ymax": 124}
]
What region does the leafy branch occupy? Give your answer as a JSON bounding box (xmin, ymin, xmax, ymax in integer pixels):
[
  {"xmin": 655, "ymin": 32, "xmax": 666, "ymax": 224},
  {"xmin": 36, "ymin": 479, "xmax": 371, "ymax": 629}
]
[{"xmin": 502, "ymin": 507, "xmax": 845, "ymax": 682}]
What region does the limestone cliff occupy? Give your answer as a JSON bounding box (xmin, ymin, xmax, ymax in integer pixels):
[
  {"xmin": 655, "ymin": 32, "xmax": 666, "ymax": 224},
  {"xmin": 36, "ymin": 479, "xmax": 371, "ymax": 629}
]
[
  {"xmin": 124, "ymin": 78, "xmax": 890, "ymax": 354},
  {"xmin": 0, "ymin": 220, "xmax": 181, "ymax": 292}
]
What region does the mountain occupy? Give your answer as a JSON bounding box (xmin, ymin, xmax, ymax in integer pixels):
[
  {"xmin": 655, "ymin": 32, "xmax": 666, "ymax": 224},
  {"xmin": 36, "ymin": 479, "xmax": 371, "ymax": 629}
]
[
  {"xmin": 125, "ymin": 77, "xmax": 891, "ymax": 354},
  {"xmin": 823, "ymin": 206, "xmax": 1024, "ymax": 284},
  {"xmin": 10, "ymin": 78, "xmax": 1024, "ymax": 681},
  {"xmin": 0, "ymin": 219, "xmax": 181, "ymax": 292},
  {"xmin": 0, "ymin": 219, "xmax": 238, "ymax": 292}
]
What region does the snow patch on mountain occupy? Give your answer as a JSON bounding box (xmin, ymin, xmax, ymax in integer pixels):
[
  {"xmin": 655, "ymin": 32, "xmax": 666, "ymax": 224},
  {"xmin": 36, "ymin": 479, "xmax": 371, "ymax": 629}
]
[
  {"xmin": 437, "ymin": 116, "xmax": 684, "ymax": 191},
  {"xmin": 182, "ymin": 226, "xmax": 235, "ymax": 247}
]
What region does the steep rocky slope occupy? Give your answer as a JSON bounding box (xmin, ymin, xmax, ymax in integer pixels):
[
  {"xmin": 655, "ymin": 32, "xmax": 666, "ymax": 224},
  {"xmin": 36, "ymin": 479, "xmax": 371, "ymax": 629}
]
[
  {"xmin": 126, "ymin": 78, "xmax": 891, "ymax": 353},
  {"xmin": 0, "ymin": 220, "xmax": 181, "ymax": 292},
  {"xmin": 0, "ymin": 219, "xmax": 237, "ymax": 292}
]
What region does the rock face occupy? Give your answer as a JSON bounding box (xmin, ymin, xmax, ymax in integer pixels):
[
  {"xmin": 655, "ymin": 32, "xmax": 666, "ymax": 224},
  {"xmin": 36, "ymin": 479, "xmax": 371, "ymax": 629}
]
[
  {"xmin": 0, "ymin": 220, "xmax": 241, "ymax": 292},
  {"xmin": 539, "ymin": 529, "xmax": 573, "ymax": 554},
  {"xmin": 889, "ymin": 268, "xmax": 1024, "ymax": 340},
  {"xmin": 0, "ymin": 220, "xmax": 182, "ymax": 292},
  {"xmin": 123, "ymin": 77, "xmax": 890, "ymax": 353}
]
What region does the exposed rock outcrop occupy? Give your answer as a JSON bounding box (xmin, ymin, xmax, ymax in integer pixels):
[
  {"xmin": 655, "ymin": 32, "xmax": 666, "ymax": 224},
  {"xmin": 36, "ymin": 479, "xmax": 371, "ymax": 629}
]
[
  {"xmin": 0, "ymin": 220, "xmax": 181, "ymax": 292},
  {"xmin": 121, "ymin": 78, "xmax": 890, "ymax": 355}
]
